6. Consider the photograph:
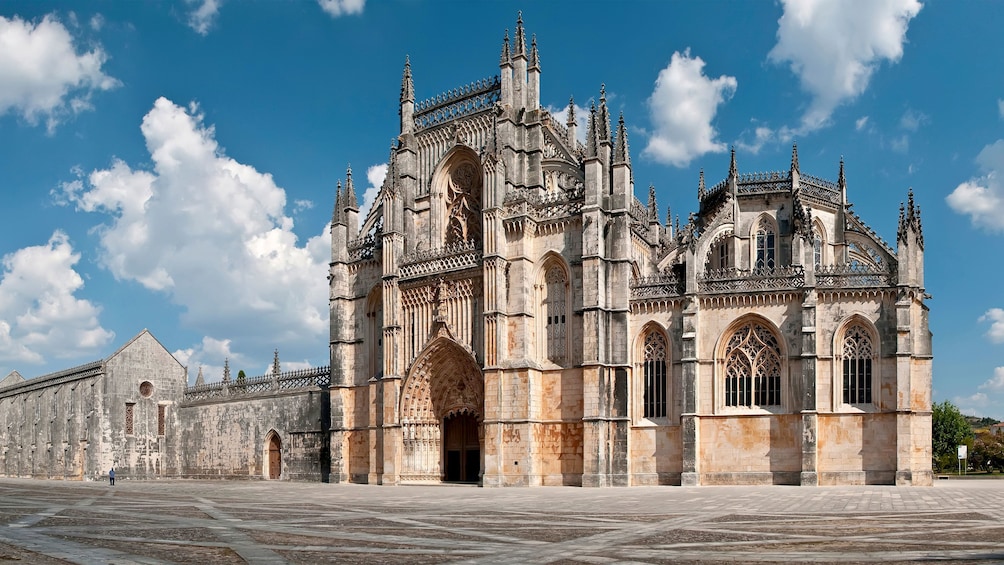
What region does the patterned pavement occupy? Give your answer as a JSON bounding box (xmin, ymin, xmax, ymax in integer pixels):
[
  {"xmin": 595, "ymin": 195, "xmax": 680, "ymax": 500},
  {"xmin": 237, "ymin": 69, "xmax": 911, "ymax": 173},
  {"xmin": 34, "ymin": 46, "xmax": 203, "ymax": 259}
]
[{"xmin": 1, "ymin": 478, "xmax": 1003, "ymax": 564}]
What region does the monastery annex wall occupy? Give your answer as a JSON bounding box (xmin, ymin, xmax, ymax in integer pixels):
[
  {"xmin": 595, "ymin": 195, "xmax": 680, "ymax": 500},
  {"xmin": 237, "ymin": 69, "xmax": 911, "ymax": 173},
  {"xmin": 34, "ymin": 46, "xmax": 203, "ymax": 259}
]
[
  {"xmin": 0, "ymin": 330, "xmax": 186, "ymax": 481},
  {"xmin": 176, "ymin": 362, "xmax": 331, "ymax": 481}
]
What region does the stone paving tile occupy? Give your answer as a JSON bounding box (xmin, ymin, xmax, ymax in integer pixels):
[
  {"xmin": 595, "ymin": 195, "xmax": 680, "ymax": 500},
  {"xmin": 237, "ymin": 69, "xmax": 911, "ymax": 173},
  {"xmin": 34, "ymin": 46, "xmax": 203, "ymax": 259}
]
[{"xmin": 2, "ymin": 479, "xmax": 1004, "ymax": 564}]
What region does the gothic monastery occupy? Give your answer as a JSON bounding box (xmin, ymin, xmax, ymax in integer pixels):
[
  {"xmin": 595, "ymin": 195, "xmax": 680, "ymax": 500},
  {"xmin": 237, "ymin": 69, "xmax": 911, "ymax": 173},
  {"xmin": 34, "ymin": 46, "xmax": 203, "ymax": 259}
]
[{"xmin": 0, "ymin": 15, "xmax": 932, "ymax": 487}]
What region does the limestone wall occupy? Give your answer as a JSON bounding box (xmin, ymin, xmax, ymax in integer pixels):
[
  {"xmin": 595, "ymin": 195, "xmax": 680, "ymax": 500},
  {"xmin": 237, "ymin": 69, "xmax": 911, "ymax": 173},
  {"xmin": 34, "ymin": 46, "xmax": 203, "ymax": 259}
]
[{"xmin": 177, "ymin": 389, "xmax": 329, "ymax": 481}]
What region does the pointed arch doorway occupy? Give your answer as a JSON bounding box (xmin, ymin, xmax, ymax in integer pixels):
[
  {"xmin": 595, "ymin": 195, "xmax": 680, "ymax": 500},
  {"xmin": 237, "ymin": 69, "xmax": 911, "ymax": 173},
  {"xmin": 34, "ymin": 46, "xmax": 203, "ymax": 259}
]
[
  {"xmin": 400, "ymin": 332, "xmax": 484, "ymax": 483},
  {"xmin": 265, "ymin": 431, "xmax": 281, "ymax": 480}
]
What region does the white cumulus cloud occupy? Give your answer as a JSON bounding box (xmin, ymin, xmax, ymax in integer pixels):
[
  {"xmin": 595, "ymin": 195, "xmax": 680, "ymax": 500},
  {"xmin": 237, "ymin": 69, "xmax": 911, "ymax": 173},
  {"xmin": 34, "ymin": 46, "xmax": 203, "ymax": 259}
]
[
  {"xmin": 768, "ymin": 0, "xmax": 922, "ymax": 133},
  {"xmin": 980, "ymin": 308, "xmax": 1004, "ymax": 343},
  {"xmin": 318, "ymin": 0, "xmax": 365, "ymax": 18},
  {"xmin": 0, "ymin": 232, "xmax": 114, "ymax": 367},
  {"xmin": 946, "ymin": 139, "xmax": 1004, "ymax": 232},
  {"xmin": 60, "ymin": 97, "xmax": 330, "ymax": 364},
  {"xmin": 360, "ymin": 163, "xmax": 387, "ymax": 220},
  {"xmin": 0, "ymin": 14, "xmax": 119, "ymax": 131},
  {"xmin": 187, "ymin": 0, "xmax": 222, "ymax": 35},
  {"xmin": 978, "ymin": 367, "xmax": 1004, "ymax": 392},
  {"xmin": 644, "ymin": 49, "xmax": 737, "ymax": 168}
]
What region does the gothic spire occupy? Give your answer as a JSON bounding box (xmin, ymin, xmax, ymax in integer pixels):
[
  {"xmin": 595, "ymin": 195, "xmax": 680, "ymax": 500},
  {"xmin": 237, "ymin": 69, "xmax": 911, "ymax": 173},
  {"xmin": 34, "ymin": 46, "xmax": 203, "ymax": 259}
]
[
  {"xmin": 790, "ymin": 142, "xmax": 800, "ymax": 175},
  {"xmin": 648, "ymin": 184, "xmax": 658, "ymax": 223},
  {"xmin": 728, "ymin": 146, "xmax": 737, "ymax": 178},
  {"xmin": 195, "ymin": 366, "xmax": 204, "ymax": 386},
  {"xmin": 500, "ymin": 29, "xmax": 511, "ymax": 66},
  {"xmin": 223, "ymin": 358, "xmax": 231, "ymax": 383},
  {"xmin": 514, "ymin": 12, "xmax": 527, "ymax": 58},
  {"xmin": 665, "ymin": 204, "xmax": 673, "ymax": 231},
  {"xmin": 401, "ymin": 56, "xmax": 414, "ymax": 103},
  {"xmin": 698, "ymin": 169, "xmax": 706, "ymax": 200},
  {"xmin": 345, "ymin": 165, "xmax": 359, "ymax": 210},
  {"xmin": 585, "ymin": 101, "xmax": 598, "ymax": 158},
  {"xmin": 614, "ymin": 112, "xmax": 631, "ymax": 165},
  {"xmin": 838, "ymin": 156, "xmax": 846, "ymax": 188},
  {"xmin": 272, "ymin": 349, "xmax": 280, "ymax": 376},
  {"xmin": 333, "ymin": 180, "xmax": 345, "ymax": 225},
  {"xmin": 566, "ymin": 96, "xmax": 576, "ymax": 125},
  {"xmin": 598, "ymin": 84, "xmax": 611, "ymax": 143},
  {"xmin": 529, "ymin": 34, "xmax": 540, "ymax": 70}
]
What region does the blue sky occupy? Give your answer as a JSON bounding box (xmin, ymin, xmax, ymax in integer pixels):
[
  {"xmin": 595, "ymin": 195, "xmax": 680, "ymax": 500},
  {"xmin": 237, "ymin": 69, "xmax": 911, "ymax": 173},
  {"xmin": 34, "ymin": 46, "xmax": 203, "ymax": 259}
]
[{"xmin": 0, "ymin": 0, "xmax": 1002, "ymax": 417}]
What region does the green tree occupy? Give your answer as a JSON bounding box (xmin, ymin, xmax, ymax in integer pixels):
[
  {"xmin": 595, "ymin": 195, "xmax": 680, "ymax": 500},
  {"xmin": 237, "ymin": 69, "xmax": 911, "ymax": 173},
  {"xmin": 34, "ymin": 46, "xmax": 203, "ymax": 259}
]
[
  {"xmin": 972, "ymin": 432, "xmax": 1004, "ymax": 472},
  {"xmin": 237, "ymin": 370, "xmax": 246, "ymax": 384},
  {"xmin": 932, "ymin": 401, "xmax": 974, "ymax": 471}
]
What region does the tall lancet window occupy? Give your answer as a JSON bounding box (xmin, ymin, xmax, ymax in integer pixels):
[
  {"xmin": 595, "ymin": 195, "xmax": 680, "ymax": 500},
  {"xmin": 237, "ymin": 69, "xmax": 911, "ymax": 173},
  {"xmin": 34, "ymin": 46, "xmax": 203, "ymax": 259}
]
[
  {"xmin": 754, "ymin": 218, "xmax": 776, "ymax": 272},
  {"xmin": 842, "ymin": 324, "xmax": 874, "ymax": 404},
  {"xmin": 813, "ymin": 227, "xmax": 824, "ymax": 267},
  {"xmin": 642, "ymin": 331, "xmax": 668, "ymax": 418},
  {"xmin": 724, "ymin": 321, "xmax": 782, "ymax": 408},
  {"xmin": 543, "ymin": 265, "xmax": 567, "ymax": 362}
]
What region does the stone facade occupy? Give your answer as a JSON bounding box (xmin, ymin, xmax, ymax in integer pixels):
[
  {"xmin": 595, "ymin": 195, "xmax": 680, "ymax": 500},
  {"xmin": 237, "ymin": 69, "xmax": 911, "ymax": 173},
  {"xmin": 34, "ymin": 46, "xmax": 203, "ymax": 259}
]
[
  {"xmin": 0, "ymin": 330, "xmax": 186, "ymax": 481},
  {"xmin": 327, "ymin": 14, "xmax": 932, "ymax": 487},
  {"xmin": 0, "ymin": 14, "xmax": 932, "ymax": 487}
]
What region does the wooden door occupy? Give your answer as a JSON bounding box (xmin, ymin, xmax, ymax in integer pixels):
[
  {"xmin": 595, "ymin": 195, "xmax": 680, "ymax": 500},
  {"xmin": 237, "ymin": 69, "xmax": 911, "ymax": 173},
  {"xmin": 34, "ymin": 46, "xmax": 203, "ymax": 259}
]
[
  {"xmin": 443, "ymin": 413, "xmax": 480, "ymax": 482},
  {"xmin": 268, "ymin": 435, "xmax": 281, "ymax": 479}
]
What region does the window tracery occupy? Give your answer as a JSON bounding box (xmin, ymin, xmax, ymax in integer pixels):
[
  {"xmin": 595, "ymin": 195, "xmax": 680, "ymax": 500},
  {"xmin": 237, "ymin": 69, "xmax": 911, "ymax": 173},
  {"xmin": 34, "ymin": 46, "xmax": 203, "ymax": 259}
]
[
  {"xmin": 444, "ymin": 162, "xmax": 482, "ymax": 246},
  {"xmin": 723, "ymin": 321, "xmax": 782, "ymax": 408},
  {"xmin": 542, "ymin": 264, "xmax": 567, "ymax": 362},
  {"xmin": 841, "ymin": 324, "xmax": 874, "ymax": 405},
  {"xmin": 642, "ymin": 331, "xmax": 668, "ymax": 419},
  {"xmin": 813, "ymin": 227, "xmax": 823, "ymax": 267},
  {"xmin": 754, "ymin": 218, "xmax": 776, "ymax": 273}
]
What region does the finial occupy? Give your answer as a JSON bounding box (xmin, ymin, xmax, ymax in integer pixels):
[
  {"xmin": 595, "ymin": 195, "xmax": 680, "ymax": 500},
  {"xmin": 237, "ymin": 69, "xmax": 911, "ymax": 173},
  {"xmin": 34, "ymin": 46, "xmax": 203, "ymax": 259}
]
[
  {"xmin": 514, "ymin": 12, "xmax": 526, "ymax": 56},
  {"xmin": 790, "ymin": 142, "xmax": 800, "ymax": 173},
  {"xmin": 223, "ymin": 358, "xmax": 231, "ymax": 383},
  {"xmin": 698, "ymin": 169, "xmax": 706, "ymax": 199},
  {"xmin": 345, "ymin": 165, "xmax": 358, "ymax": 210},
  {"xmin": 585, "ymin": 101, "xmax": 598, "ymax": 157},
  {"xmin": 500, "ymin": 29, "xmax": 511, "ymax": 66},
  {"xmin": 401, "ymin": 56, "xmax": 414, "ymax": 102},
  {"xmin": 838, "ymin": 155, "xmax": 846, "ymax": 187},
  {"xmin": 648, "ymin": 184, "xmax": 658, "ymax": 222},
  {"xmin": 728, "ymin": 146, "xmax": 737, "ymax": 177},
  {"xmin": 529, "ymin": 34, "xmax": 539, "ymax": 70},
  {"xmin": 195, "ymin": 366, "xmax": 205, "ymax": 386},
  {"xmin": 597, "ymin": 84, "xmax": 611, "ymax": 142},
  {"xmin": 614, "ymin": 112, "xmax": 630, "ymax": 164},
  {"xmin": 333, "ymin": 180, "xmax": 345, "ymax": 225},
  {"xmin": 665, "ymin": 204, "xmax": 673, "ymax": 229},
  {"xmin": 272, "ymin": 349, "xmax": 280, "ymax": 376},
  {"xmin": 566, "ymin": 96, "xmax": 576, "ymax": 124}
]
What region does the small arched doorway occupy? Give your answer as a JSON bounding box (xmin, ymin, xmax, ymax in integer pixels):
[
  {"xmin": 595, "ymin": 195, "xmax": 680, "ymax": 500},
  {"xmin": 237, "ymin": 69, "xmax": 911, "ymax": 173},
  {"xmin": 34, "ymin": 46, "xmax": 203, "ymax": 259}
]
[
  {"xmin": 265, "ymin": 432, "xmax": 281, "ymax": 480},
  {"xmin": 443, "ymin": 412, "xmax": 480, "ymax": 482}
]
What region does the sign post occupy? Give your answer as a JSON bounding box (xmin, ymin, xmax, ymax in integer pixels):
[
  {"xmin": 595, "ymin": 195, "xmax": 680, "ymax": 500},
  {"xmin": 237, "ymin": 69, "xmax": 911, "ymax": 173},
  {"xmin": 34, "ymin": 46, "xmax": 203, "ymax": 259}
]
[{"xmin": 958, "ymin": 445, "xmax": 967, "ymax": 475}]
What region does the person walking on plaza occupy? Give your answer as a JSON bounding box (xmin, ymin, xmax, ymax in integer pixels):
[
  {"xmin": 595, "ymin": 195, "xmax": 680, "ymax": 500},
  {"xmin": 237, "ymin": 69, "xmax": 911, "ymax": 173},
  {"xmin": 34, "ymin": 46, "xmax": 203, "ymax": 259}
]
[{"xmin": 109, "ymin": 467, "xmax": 115, "ymax": 486}]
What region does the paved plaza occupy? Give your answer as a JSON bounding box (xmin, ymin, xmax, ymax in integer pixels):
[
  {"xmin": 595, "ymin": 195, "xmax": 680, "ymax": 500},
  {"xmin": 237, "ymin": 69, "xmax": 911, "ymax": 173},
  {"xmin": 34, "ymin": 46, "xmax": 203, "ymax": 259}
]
[{"xmin": 1, "ymin": 478, "xmax": 1003, "ymax": 564}]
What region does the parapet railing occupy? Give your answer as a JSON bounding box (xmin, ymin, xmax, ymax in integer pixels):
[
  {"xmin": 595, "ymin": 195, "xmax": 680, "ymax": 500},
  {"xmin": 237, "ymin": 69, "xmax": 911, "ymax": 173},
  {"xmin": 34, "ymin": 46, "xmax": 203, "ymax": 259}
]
[
  {"xmin": 631, "ymin": 273, "xmax": 684, "ymax": 300},
  {"xmin": 399, "ymin": 240, "xmax": 482, "ymax": 279},
  {"xmin": 816, "ymin": 264, "xmax": 895, "ymax": 288},
  {"xmin": 699, "ymin": 266, "xmax": 805, "ymax": 293},
  {"xmin": 183, "ymin": 366, "xmax": 331, "ymax": 403},
  {"xmin": 414, "ymin": 76, "xmax": 501, "ymax": 131}
]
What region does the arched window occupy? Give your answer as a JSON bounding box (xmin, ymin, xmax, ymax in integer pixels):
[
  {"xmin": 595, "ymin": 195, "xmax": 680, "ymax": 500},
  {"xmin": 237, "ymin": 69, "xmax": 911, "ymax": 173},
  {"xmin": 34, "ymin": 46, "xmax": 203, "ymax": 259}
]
[
  {"xmin": 365, "ymin": 287, "xmax": 383, "ymax": 381},
  {"xmin": 754, "ymin": 218, "xmax": 776, "ymax": 273},
  {"xmin": 444, "ymin": 161, "xmax": 482, "ymax": 246},
  {"xmin": 642, "ymin": 331, "xmax": 668, "ymax": 418},
  {"xmin": 724, "ymin": 321, "xmax": 782, "ymax": 408},
  {"xmin": 706, "ymin": 232, "xmax": 733, "ymax": 272},
  {"xmin": 813, "ymin": 228, "xmax": 823, "ymax": 267},
  {"xmin": 542, "ymin": 264, "xmax": 567, "ymax": 362},
  {"xmin": 842, "ymin": 324, "xmax": 874, "ymax": 404}
]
